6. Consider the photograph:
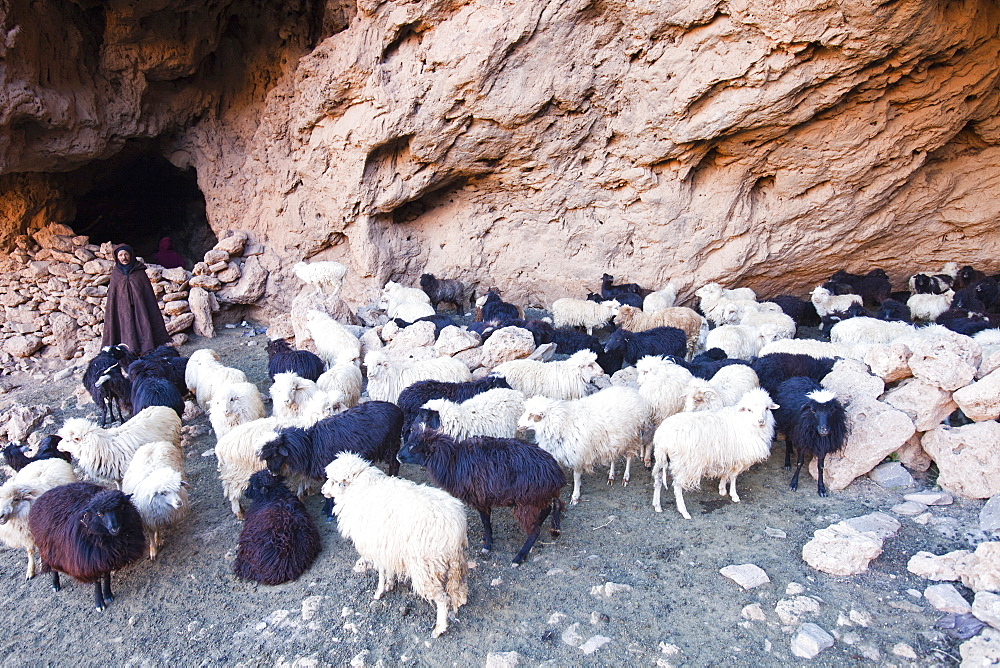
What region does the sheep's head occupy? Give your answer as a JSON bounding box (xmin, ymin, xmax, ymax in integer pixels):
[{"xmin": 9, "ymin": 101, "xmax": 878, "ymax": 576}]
[
  {"xmin": 81, "ymin": 490, "xmax": 133, "ymax": 537},
  {"xmin": 56, "ymin": 418, "xmax": 96, "ymax": 455},
  {"xmin": 0, "ymin": 484, "xmax": 35, "ymax": 524},
  {"xmin": 683, "ymin": 379, "xmax": 721, "ymax": 412},
  {"xmin": 695, "ymin": 283, "xmax": 722, "ymax": 300},
  {"xmin": 398, "ymin": 424, "xmax": 438, "ymax": 467},
  {"xmin": 363, "ymin": 352, "xmax": 390, "ymax": 379},
  {"xmin": 133, "ymin": 468, "xmax": 188, "ymax": 509},
  {"xmin": 517, "ymin": 397, "xmax": 555, "ymax": 438},
  {"xmin": 757, "ymin": 324, "xmax": 784, "ymax": 348},
  {"xmin": 245, "ymin": 469, "xmax": 285, "ymax": 504},
  {"xmin": 323, "ymin": 452, "xmax": 377, "ymax": 499},
  {"xmin": 614, "ymin": 305, "xmax": 640, "ymax": 327},
  {"xmin": 266, "ymin": 339, "xmax": 292, "ymax": 358},
  {"xmin": 419, "ymin": 274, "xmax": 436, "ymax": 291},
  {"xmin": 259, "ymin": 434, "xmax": 289, "ymax": 475},
  {"xmin": 189, "ymin": 348, "xmax": 221, "ymax": 365},
  {"xmin": 737, "ymin": 389, "xmax": 779, "ymax": 429},
  {"xmin": 568, "ymin": 350, "xmax": 602, "ymax": 381},
  {"xmin": 809, "ymin": 286, "xmax": 831, "ymax": 305}
]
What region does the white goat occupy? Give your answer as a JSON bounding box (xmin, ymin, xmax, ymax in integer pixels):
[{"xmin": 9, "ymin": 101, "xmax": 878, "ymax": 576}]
[
  {"xmin": 809, "ymin": 286, "xmax": 862, "ymax": 318},
  {"xmin": 739, "ymin": 303, "xmax": 796, "ymax": 340},
  {"xmin": 0, "ymin": 459, "xmax": 77, "ymax": 579},
  {"xmin": 652, "ymin": 387, "xmax": 778, "ymax": 519},
  {"xmin": 306, "ymin": 309, "xmax": 362, "ymax": 366},
  {"xmin": 186, "ymin": 348, "xmax": 249, "ymax": 408},
  {"xmin": 494, "ymin": 350, "xmax": 604, "ymax": 401},
  {"xmin": 215, "ymin": 417, "xmax": 283, "ymax": 519},
  {"xmin": 907, "ymin": 291, "xmax": 955, "ymax": 322},
  {"xmin": 270, "ymin": 372, "xmax": 320, "ymax": 420},
  {"xmin": 121, "ymin": 440, "xmax": 188, "ymax": 559},
  {"xmin": 364, "ymin": 350, "xmax": 471, "ymax": 404},
  {"xmin": 635, "ymin": 356, "xmax": 695, "ymax": 465},
  {"xmin": 551, "ymin": 298, "xmax": 620, "ymax": 335},
  {"xmin": 317, "ymin": 360, "xmax": 363, "ymax": 409},
  {"xmin": 518, "ymin": 386, "xmax": 652, "ymax": 504},
  {"xmin": 323, "ymin": 453, "xmax": 468, "ymax": 638},
  {"xmin": 829, "ymin": 317, "xmax": 917, "ymax": 345},
  {"xmin": 421, "ymin": 389, "xmax": 526, "ymax": 440},
  {"xmin": 208, "ymin": 381, "xmax": 266, "ymax": 440},
  {"xmin": 642, "ymin": 283, "xmax": 678, "ymax": 313},
  {"xmin": 695, "ymin": 283, "xmax": 759, "ymax": 325},
  {"xmin": 705, "ymin": 324, "xmax": 780, "ymax": 360},
  {"xmin": 294, "ymin": 260, "xmax": 348, "ymax": 296},
  {"xmin": 57, "ymin": 406, "xmax": 182, "ymax": 487}
]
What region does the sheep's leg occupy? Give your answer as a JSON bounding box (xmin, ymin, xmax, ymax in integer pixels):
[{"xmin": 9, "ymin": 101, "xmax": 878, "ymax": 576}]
[
  {"xmin": 549, "ymin": 498, "xmax": 563, "ymax": 537},
  {"xmin": 622, "ymin": 456, "xmax": 632, "ymax": 487},
  {"xmin": 718, "ymin": 477, "xmax": 727, "ymax": 496},
  {"xmin": 101, "ymin": 572, "xmax": 114, "ymax": 604},
  {"xmin": 386, "ymin": 453, "xmax": 400, "ymax": 476},
  {"xmin": 148, "ymin": 530, "xmax": 158, "ymax": 560},
  {"xmin": 652, "ymin": 465, "xmax": 664, "ymax": 513},
  {"xmin": 230, "ymin": 497, "xmax": 244, "ymax": 520},
  {"xmin": 478, "ymin": 510, "xmax": 494, "ymax": 554},
  {"xmin": 374, "ymin": 570, "xmax": 388, "ymax": 600},
  {"xmin": 570, "ymin": 470, "xmax": 582, "ymax": 505},
  {"xmin": 790, "ymin": 449, "xmax": 806, "ymax": 491},
  {"xmin": 642, "ymin": 442, "xmax": 653, "ymax": 468},
  {"xmin": 513, "ymin": 504, "xmax": 552, "ymax": 566},
  {"xmin": 607, "ymin": 460, "xmax": 616, "ymax": 486},
  {"xmin": 25, "ymin": 549, "xmax": 35, "ymax": 580},
  {"xmin": 673, "ymin": 479, "xmax": 692, "ymax": 520},
  {"xmin": 93, "ymin": 581, "xmax": 107, "ymax": 611},
  {"xmin": 431, "ymin": 593, "xmax": 451, "ymax": 638},
  {"xmin": 322, "ymin": 497, "xmax": 335, "ymax": 522},
  {"xmin": 784, "ymin": 438, "xmax": 793, "ymax": 470},
  {"xmin": 817, "ymin": 454, "xmax": 828, "ymax": 498},
  {"xmin": 50, "ymin": 571, "xmax": 61, "ymax": 592},
  {"xmin": 99, "ymin": 398, "xmax": 108, "ymax": 427},
  {"xmin": 729, "ymin": 475, "xmax": 741, "ymax": 503}
]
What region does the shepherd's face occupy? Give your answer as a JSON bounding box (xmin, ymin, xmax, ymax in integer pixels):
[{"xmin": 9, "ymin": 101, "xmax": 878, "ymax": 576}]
[{"xmin": 117, "ymin": 249, "xmax": 131, "ymax": 264}]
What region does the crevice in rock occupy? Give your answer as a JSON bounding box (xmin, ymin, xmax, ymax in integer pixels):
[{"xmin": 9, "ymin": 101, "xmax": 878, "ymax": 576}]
[{"xmin": 62, "ymin": 140, "xmax": 216, "ymax": 265}]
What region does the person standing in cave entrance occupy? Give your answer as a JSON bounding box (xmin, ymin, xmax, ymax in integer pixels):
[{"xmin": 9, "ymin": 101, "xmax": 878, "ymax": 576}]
[
  {"xmin": 153, "ymin": 236, "xmax": 186, "ymax": 269},
  {"xmin": 101, "ymin": 244, "xmax": 171, "ymax": 355}
]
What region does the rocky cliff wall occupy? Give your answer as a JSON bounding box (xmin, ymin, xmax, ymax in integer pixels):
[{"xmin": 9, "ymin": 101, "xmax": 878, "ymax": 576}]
[{"xmin": 3, "ymin": 0, "xmax": 1000, "ymax": 318}]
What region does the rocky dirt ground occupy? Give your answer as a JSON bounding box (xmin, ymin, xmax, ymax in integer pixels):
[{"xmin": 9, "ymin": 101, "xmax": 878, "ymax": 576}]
[{"xmin": 0, "ymin": 324, "xmax": 993, "ymax": 667}]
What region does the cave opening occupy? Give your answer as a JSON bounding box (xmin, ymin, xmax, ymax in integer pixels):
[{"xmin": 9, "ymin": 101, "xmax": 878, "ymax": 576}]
[{"xmin": 65, "ymin": 142, "xmax": 217, "ymax": 268}]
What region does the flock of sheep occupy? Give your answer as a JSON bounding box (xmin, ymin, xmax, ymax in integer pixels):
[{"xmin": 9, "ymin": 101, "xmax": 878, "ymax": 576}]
[{"xmin": 1, "ymin": 259, "xmax": 998, "ymax": 638}]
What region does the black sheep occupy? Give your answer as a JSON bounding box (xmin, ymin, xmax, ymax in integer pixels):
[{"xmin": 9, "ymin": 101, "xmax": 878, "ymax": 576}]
[
  {"xmin": 399, "ymin": 426, "xmax": 565, "ymax": 565},
  {"xmin": 875, "ymin": 298, "xmax": 911, "ymax": 323},
  {"xmin": 126, "ymin": 359, "xmax": 185, "ymax": 418},
  {"xmin": 829, "ymin": 269, "xmax": 892, "ymax": 307},
  {"xmin": 393, "ymin": 314, "xmax": 459, "ymax": 336},
  {"xmin": 936, "ymin": 309, "xmax": 993, "ymax": 336},
  {"xmin": 774, "ymin": 377, "xmax": 848, "ymax": 497},
  {"xmin": 600, "ymin": 273, "xmax": 650, "ymax": 299},
  {"xmin": 266, "ymin": 339, "xmax": 325, "ymax": 382},
  {"xmin": 1, "ymin": 435, "xmax": 72, "ymax": 472},
  {"xmin": 910, "ymin": 273, "xmax": 953, "ymax": 295},
  {"xmin": 419, "ymin": 273, "xmax": 468, "ymax": 312},
  {"xmin": 82, "ymin": 344, "xmax": 136, "ymax": 426},
  {"xmin": 523, "ymin": 320, "xmax": 603, "ymax": 356},
  {"xmin": 260, "ymin": 401, "xmax": 404, "ymax": 519},
  {"xmin": 770, "ymin": 295, "xmax": 821, "ymax": 327},
  {"xmin": 658, "ymin": 351, "xmax": 751, "ymax": 380},
  {"xmin": 397, "ymin": 375, "xmax": 511, "ymax": 435},
  {"xmin": 951, "ymin": 289, "xmax": 985, "ymax": 314},
  {"xmin": 588, "ymin": 290, "xmax": 643, "ymax": 308},
  {"xmin": 752, "ymin": 353, "xmax": 838, "ymax": 397},
  {"xmin": 954, "ymin": 265, "xmax": 987, "ymax": 290},
  {"xmin": 478, "ymin": 290, "xmax": 520, "ymax": 324},
  {"xmin": 27, "ymin": 482, "xmax": 146, "ymax": 610},
  {"xmin": 603, "ymin": 326, "xmax": 686, "ymax": 368},
  {"xmin": 820, "ymin": 302, "xmax": 867, "ymax": 334},
  {"xmin": 973, "ymin": 277, "xmax": 1000, "ymax": 311},
  {"xmin": 232, "ymin": 470, "xmax": 321, "ymax": 585},
  {"xmin": 138, "ymin": 345, "xmax": 188, "ymax": 397}
]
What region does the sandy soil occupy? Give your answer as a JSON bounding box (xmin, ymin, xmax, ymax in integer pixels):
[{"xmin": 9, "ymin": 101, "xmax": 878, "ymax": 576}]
[{"xmin": 0, "ymin": 324, "xmax": 989, "ymax": 667}]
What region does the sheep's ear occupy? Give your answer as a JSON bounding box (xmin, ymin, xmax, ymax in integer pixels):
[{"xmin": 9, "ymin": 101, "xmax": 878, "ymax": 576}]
[
  {"xmin": 180, "ymin": 480, "xmax": 190, "ymax": 488},
  {"xmin": 770, "ymin": 403, "xmax": 780, "ymax": 410}
]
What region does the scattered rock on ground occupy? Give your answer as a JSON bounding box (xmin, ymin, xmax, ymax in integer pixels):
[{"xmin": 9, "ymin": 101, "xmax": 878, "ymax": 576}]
[
  {"xmin": 981, "ymin": 495, "xmax": 1000, "ymax": 533},
  {"xmin": 973, "ymin": 592, "xmax": 1000, "ymax": 631},
  {"xmin": 719, "ymin": 564, "xmax": 770, "ymax": 589},
  {"xmin": 790, "ymin": 623, "xmax": 834, "ymax": 659},
  {"xmin": 870, "ymin": 462, "xmax": 915, "ymax": 489},
  {"xmin": 924, "ymin": 584, "xmax": 973, "ymax": 614},
  {"xmin": 959, "ymin": 628, "xmax": 1000, "ymax": 666}
]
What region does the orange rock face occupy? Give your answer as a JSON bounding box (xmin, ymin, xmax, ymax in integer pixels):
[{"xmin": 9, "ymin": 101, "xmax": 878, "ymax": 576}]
[{"xmin": 2, "ymin": 0, "xmax": 1000, "ymax": 319}]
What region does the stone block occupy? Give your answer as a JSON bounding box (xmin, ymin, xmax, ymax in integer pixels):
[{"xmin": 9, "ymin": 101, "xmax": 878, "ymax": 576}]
[
  {"xmin": 864, "ymin": 343, "xmax": 913, "ymax": 383},
  {"xmin": 821, "ymin": 358, "xmax": 884, "ymax": 406},
  {"xmin": 480, "ymin": 326, "xmax": 536, "ymax": 369},
  {"xmin": 921, "ymin": 422, "xmax": 1000, "ymax": 499},
  {"xmin": 953, "ymin": 369, "xmax": 1000, "ymax": 422},
  {"xmin": 882, "ymin": 378, "xmax": 957, "ymax": 431},
  {"xmin": 869, "ymin": 462, "xmax": 914, "ymax": 489}
]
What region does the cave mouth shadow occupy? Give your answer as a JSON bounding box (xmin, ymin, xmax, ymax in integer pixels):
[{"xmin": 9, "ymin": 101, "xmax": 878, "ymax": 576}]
[{"xmin": 65, "ymin": 141, "xmax": 216, "ymax": 268}]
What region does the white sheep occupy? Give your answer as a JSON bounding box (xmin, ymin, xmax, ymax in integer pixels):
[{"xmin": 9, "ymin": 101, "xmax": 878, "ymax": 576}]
[
  {"xmin": 390, "ymin": 300, "xmax": 436, "ymax": 322},
  {"xmin": 323, "ymin": 452, "xmax": 468, "ymax": 638},
  {"xmin": 215, "ymin": 417, "xmax": 283, "ymax": 519},
  {"xmin": 364, "ymin": 350, "xmax": 471, "ymax": 404},
  {"xmin": 809, "ymin": 285, "xmax": 863, "ymax": 318},
  {"xmin": 682, "ymin": 365, "xmax": 760, "ymax": 412},
  {"xmin": 208, "ymin": 381, "xmax": 266, "ymax": 440},
  {"xmin": 695, "ymin": 283, "xmax": 759, "ymax": 326},
  {"xmin": 705, "ymin": 324, "xmax": 780, "ymax": 360},
  {"xmin": 185, "ymin": 348, "xmax": 249, "ymax": 408},
  {"xmin": 551, "ymin": 298, "xmax": 620, "ymax": 335},
  {"xmin": 642, "ymin": 283, "xmax": 678, "ymax": 313},
  {"xmin": 317, "ymin": 360, "xmax": 363, "ymax": 409},
  {"xmin": 615, "ymin": 306, "xmax": 708, "ymax": 359},
  {"xmin": 270, "ymin": 372, "xmax": 320, "ymax": 420},
  {"xmin": 121, "ymin": 440, "xmax": 188, "ymax": 560},
  {"xmin": 907, "ymin": 291, "xmax": 955, "ymax": 322},
  {"xmin": 379, "ymin": 281, "xmax": 432, "ymax": 319},
  {"xmin": 294, "ymin": 260, "xmax": 348, "ymax": 296},
  {"xmin": 493, "ymin": 350, "xmax": 603, "ymax": 401},
  {"xmin": 652, "ymin": 387, "xmax": 778, "ymax": 519},
  {"xmin": 739, "ymin": 303, "xmax": 796, "ymax": 340},
  {"xmin": 57, "ymin": 406, "xmax": 182, "ymax": 487},
  {"xmin": 306, "ymin": 309, "xmax": 362, "ymax": 366},
  {"xmin": 634, "ymin": 356, "xmax": 695, "ymax": 464},
  {"xmin": 681, "ymin": 378, "xmax": 725, "ymax": 413},
  {"xmin": 421, "ymin": 389, "xmax": 526, "ymax": 440},
  {"xmin": 829, "ymin": 317, "xmax": 917, "ymax": 345},
  {"xmin": 0, "ymin": 459, "xmax": 77, "ymax": 579},
  {"xmin": 758, "ymin": 338, "xmax": 871, "ymax": 361},
  {"xmin": 518, "ymin": 386, "xmax": 652, "ymax": 504}
]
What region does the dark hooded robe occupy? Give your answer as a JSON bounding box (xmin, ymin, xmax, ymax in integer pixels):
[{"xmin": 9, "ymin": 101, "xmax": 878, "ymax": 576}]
[
  {"xmin": 101, "ymin": 244, "xmax": 171, "ymax": 355},
  {"xmin": 153, "ymin": 237, "xmax": 185, "ymax": 269}
]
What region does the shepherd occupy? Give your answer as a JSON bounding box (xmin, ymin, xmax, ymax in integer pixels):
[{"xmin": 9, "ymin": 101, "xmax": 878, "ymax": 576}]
[{"xmin": 101, "ymin": 244, "xmax": 171, "ymax": 355}]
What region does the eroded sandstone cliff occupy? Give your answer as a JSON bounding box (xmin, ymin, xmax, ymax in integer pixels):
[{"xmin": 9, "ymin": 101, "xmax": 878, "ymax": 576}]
[{"xmin": 3, "ymin": 0, "xmax": 1000, "ymax": 317}]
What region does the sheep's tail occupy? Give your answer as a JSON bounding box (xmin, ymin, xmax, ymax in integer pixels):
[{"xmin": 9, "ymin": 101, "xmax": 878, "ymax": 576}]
[
  {"xmin": 549, "ymin": 497, "xmax": 564, "ymax": 537},
  {"xmin": 445, "ymin": 559, "xmax": 469, "ymax": 611}
]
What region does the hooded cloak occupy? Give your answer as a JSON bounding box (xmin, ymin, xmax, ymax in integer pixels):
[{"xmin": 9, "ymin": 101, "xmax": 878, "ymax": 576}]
[
  {"xmin": 101, "ymin": 244, "xmax": 171, "ymax": 354},
  {"xmin": 153, "ymin": 237, "xmax": 185, "ymax": 269}
]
